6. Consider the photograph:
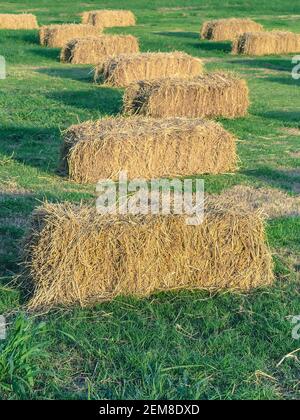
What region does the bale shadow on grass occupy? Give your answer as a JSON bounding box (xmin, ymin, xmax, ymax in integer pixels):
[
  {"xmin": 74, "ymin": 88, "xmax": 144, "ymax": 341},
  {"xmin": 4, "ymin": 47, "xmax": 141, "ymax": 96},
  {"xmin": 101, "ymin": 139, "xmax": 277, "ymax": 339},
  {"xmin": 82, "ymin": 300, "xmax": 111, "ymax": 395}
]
[
  {"xmin": 258, "ymin": 110, "xmax": 300, "ymax": 124},
  {"xmin": 196, "ymin": 40, "xmax": 232, "ymax": 53},
  {"xmin": 263, "ymin": 76, "xmax": 300, "ymax": 87},
  {"xmin": 227, "ymin": 57, "xmax": 293, "ymax": 72},
  {"xmin": 36, "ymin": 66, "xmax": 93, "ymax": 83},
  {"xmin": 241, "ymin": 167, "xmax": 300, "ymax": 194},
  {"xmin": 1, "ymin": 30, "xmax": 39, "ymax": 45},
  {"xmin": 47, "ymin": 87, "xmax": 123, "ymax": 114},
  {"xmin": 30, "ymin": 47, "xmax": 61, "ymax": 62},
  {"xmin": 154, "ymin": 31, "xmax": 200, "ymax": 39},
  {"xmin": 0, "ymin": 126, "xmax": 61, "ymax": 173}
]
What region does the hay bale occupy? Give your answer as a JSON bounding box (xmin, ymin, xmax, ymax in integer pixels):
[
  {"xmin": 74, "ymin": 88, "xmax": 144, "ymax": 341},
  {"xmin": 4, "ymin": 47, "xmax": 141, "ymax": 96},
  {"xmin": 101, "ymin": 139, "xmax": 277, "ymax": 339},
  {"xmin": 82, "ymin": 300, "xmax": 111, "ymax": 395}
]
[
  {"xmin": 95, "ymin": 52, "xmax": 204, "ymax": 87},
  {"xmin": 124, "ymin": 72, "xmax": 249, "ymax": 119},
  {"xmin": 82, "ymin": 9, "xmax": 136, "ymax": 28},
  {"xmin": 201, "ymin": 18, "xmax": 263, "ymax": 42},
  {"xmin": 0, "ymin": 13, "xmax": 38, "ymax": 30},
  {"xmin": 39, "ymin": 24, "xmax": 101, "ymax": 48},
  {"xmin": 23, "ymin": 202, "xmax": 274, "ymax": 308},
  {"xmin": 60, "ymin": 35, "xmax": 139, "ymax": 65},
  {"xmin": 60, "ymin": 116, "xmax": 237, "ymax": 183},
  {"xmin": 232, "ymin": 31, "xmax": 300, "ymax": 56}
]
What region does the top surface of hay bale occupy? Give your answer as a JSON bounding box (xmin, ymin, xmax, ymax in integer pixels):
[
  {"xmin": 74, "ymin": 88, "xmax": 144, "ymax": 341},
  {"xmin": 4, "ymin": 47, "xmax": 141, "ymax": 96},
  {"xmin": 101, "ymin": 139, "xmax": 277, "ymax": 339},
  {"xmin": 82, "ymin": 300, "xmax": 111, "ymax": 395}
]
[
  {"xmin": 201, "ymin": 18, "xmax": 263, "ymax": 41},
  {"xmin": 23, "ymin": 202, "xmax": 274, "ymax": 309},
  {"xmin": 61, "ymin": 116, "xmax": 237, "ymax": 182},
  {"xmin": 232, "ymin": 30, "xmax": 300, "ymax": 56},
  {"xmin": 124, "ymin": 72, "xmax": 249, "ymax": 119},
  {"xmin": 0, "ymin": 13, "xmax": 38, "ymax": 29},
  {"xmin": 95, "ymin": 51, "xmax": 204, "ymax": 87},
  {"xmin": 39, "ymin": 24, "xmax": 101, "ymax": 48},
  {"xmin": 82, "ymin": 9, "xmax": 136, "ymax": 28},
  {"xmin": 60, "ymin": 34, "xmax": 139, "ymax": 64}
]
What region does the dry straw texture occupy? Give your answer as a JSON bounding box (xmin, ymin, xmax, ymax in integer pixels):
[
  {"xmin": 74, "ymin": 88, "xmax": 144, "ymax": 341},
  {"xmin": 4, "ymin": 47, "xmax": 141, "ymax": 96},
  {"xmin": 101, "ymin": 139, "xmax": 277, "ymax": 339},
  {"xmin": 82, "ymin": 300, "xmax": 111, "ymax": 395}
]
[
  {"xmin": 23, "ymin": 203, "xmax": 274, "ymax": 309},
  {"xmin": 232, "ymin": 31, "xmax": 300, "ymax": 56},
  {"xmin": 201, "ymin": 18, "xmax": 263, "ymax": 42},
  {"xmin": 0, "ymin": 13, "xmax": 38, "ymax": 30},
  {"xmin": 60, "ymin": 35, "xmax": 139, "ymax": 64},
  {"xmin": 208, "ymin": 185, "xmax": 300, "ymax": 219},
  {"xmin": 39, "ymin": 24, "xmax": 101, "ymax": 48},
  {"xmin": 95, "ymin": 52, "xmax": 204, "ymax": 87},
  {"xmin": 82, "ymin": 9, "xmax": 136, "ymax": 28},
  {"xmin": 124, "ymin": 72, "xmax": 249, "ymax": 119},
  {"xmin": 61, "ymin": 116, "xmax": 237, "ymax": 183}
]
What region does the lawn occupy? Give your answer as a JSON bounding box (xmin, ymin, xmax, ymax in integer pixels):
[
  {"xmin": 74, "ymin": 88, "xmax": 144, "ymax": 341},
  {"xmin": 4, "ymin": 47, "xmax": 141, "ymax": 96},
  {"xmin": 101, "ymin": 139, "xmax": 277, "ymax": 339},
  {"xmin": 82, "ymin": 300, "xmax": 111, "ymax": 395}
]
[{"xmin": 0, "ymin": 0, "xmax": 299, "ymax": 400}]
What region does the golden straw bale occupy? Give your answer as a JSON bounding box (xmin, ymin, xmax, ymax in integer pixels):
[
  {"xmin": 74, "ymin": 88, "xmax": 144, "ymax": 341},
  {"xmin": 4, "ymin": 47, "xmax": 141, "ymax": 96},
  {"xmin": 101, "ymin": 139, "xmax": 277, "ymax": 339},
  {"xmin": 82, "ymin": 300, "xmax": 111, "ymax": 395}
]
[
  {"xmin": 124, "ymin": 72, "xmax": 249, "ymax": 119},
  {"xmin": 0, "ymin": 13, "xmax": 38, "ymax": 30},
  {"xmin": 232, "ymin": 31, "xmax": 300, "ymax": 56},
  {"xmin": 95, "ymin": 52, "xmax": 204, "ymax": 87},
  {"xmin": 39, "ymin": 24, "xmax": 101, "ymax": 48},
  {"xmin": 60, "ymin": 116, "xmax": 237, "ymax": 183},
  {"xmin": 23, "ymin": 202, "xmax": 274, "ymax": 309},
  {"xmin": 82, "ymin": 9, "xmax": 136, "ymax": 28},
  {"xmin": 61, "ymin": 35, "xmax": 139, "ymax": 64},
  {"xmin": 201, "ymin": 18, "xmax": 263, "ymax": 41}
]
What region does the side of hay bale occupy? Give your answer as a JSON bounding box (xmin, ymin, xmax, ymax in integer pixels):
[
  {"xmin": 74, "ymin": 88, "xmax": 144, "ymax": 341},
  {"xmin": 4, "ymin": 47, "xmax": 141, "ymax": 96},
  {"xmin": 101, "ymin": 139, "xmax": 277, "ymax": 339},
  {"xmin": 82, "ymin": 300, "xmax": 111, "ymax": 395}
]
[
  {"xmin": 39, "ymin": 24, "xmax": 101, "ymax": 48},
  {"xmin": 60, "ymin": 116, "xmax": 237, "ymax": 183},
  {"xmin": 0, "ymin": 13, "xmax": 38, "ymax": 30},
  {"xmin": 60, "ymin": 35, "xmax": 139, "ymax": 65},
  {"xmin": 124, "ymin": 72, "xmax": 249, "ymax": 119},
  {"xmin": 201, "ymin": 18, "xmax": 263, "ymax": 41},
  {"xmin": 232, "ymin": 31, "xmax": 300, "ymax": 56},
  {"xmin": 95, "ymin": 52, "xmax": 204, "ymax": 87},
  {"xmin": 82, "ymin": 9, "xmax": 136, "ymax": 28},
  {"xmin": 23, "ymin": 203, "xmax": 274, "ymax": 309}
]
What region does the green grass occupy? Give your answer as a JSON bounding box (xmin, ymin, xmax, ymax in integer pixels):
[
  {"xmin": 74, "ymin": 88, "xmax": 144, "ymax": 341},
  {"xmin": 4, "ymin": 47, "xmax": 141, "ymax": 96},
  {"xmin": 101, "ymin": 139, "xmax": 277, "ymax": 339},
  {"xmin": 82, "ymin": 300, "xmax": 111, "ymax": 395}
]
[{"xmin": 0, "ymin": 0, "xmax": 300, "ymax": 400}]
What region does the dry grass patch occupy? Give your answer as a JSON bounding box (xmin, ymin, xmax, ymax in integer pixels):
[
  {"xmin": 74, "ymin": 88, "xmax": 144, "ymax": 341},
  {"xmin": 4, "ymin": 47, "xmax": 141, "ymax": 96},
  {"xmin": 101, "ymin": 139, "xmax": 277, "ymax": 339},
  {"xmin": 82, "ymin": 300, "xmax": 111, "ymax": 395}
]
[
  {"xmin": 95, "ymin": 52, "xmax": 204, "ymax": 87},
  {"xmin": 208, "ymin": 186, "xmax": 300, "ymax": 219},
  {"xmin": 60, "ymin": 116, "xmax": 237, "ymax": 183},
  {"xmin": 0, "ymin": 13, "xmax": 38, "ymax": 30},
  {"xmin": 201, "ymin": 18, "xmax": 263, "ymax": 42},
  {"xmin": 23, "ymin": 202, "xmax": 274, "ymax": 309},
  {"xmin": 82, "ymin": 9, "xmax": 136, "ymax": 28},
  {"xmin": 39, "ymin": 24, "xmax": 101, "ymax": 48},
  {"xmin": 124, "ymin": 72, "xmax": 249, "ymax": 119},
  {"xmin": 61, "ymin": 35, "xmax": 139, "ymax": 65},
  {"xmin": 232, "ymin": 31, "xmax": 300, "ymax": 56}
]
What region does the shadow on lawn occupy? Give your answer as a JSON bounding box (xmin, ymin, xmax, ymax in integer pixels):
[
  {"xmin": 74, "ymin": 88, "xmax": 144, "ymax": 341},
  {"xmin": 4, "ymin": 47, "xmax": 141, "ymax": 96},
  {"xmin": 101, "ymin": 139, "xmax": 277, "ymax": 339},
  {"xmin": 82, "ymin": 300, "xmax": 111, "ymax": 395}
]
[
  {"xmin": 242, "ymin": 167, "xmax": 300, "ymax": 194},
  {"xmin": 154, "ymin": 31, "xmax": 199, "ymax": 39},
  {"xmin": 258, "ymin": 110, "xmax": 300, "ymax": 124},
  {"xmin": 47, "ymin": 87, "xmax": 123, "ymax": 114},
  {"xmin": 228, "ymin": 57, "xmax": 293, "ymax": 72},
  {"xmin": 36, "ymin": 66, "xmax": 93, "ymax": 83},
  {"xmin": 30, "ymin": 47, "xmax": 61, "ymax": 62},
  {"xmin": 0, "ymin": 126, "xmax": 61, "ymax": 172}
]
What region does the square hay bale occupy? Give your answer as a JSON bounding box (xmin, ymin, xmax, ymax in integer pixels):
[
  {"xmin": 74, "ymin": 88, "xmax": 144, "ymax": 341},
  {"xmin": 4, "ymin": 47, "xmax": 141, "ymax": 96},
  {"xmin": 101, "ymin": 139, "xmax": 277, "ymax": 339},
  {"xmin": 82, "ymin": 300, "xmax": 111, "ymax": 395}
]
[
  {"xmin": 60, "ymin": 35, "xmax": 139, "ymax": 65},
  {"xmin": 201, "ymin": 18, "xmax": 263, "ymax": 42},
  {"xmin": 0, "ymin": 13, "xmax": 38, "ymax": 30},
  {"xmin": 23, "ymin": 203, "xmax": 274, "ymax": 309},
  {"xmin": 39, "ymin": 24, "xmax": 101, "ymax": 48},
  {"xmin": 60, "ymin": 116, "xmax": 237, "ymax": 183},
  {"xmin": 95, "ymin": 52, "xmax": 204, "ymax": 87},
  {"xmin": 82, "ymin": 9, "xmax": 136, "ymax": 28},
  {"xmin": 232, "ymin": 31, "xmax": 300, "ymax": 56},
  {"xmin": 124, "ymin": 72, "xmax": 249, "ymax": 119}
]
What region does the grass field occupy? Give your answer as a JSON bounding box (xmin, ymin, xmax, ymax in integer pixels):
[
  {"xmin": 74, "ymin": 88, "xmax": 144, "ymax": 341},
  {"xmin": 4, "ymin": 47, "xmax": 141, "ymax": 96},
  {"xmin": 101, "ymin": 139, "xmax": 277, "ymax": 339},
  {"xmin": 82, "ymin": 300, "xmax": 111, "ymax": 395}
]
[{"xmin": 0, "ymin": 0, "xmax": 300, "ymax": 400}]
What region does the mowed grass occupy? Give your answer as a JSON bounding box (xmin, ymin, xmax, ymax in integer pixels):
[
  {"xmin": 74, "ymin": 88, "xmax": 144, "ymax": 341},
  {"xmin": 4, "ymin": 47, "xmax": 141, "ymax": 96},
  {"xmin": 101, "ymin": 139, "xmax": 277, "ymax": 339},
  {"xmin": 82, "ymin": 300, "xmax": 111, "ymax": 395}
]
[{"xmin": 0, "ymin": 0, "xmax": 300, "ymax": 400}]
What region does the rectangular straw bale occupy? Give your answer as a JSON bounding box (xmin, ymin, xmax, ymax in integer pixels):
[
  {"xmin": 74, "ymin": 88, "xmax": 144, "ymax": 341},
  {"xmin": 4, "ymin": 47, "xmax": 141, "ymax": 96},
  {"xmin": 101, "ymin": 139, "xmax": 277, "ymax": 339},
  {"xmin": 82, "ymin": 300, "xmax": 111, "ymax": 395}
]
[
  {"xmin": 95, "ymin": 52, "xmax": 204, "ymax": 87},
  {"xmin": 124, "ymin": 72, "xmax": 249, "ymax": 119},
  {"xmin": 232, "ymin": 31, "xmax": 300, "ymax": 56},
  {"xmin": 82, "ymin": 9, "xmax": 136, "ymax": 28},
  {"xmin": 39, "ymin": 24, "xmax": 101, "ymax": 48},
  {"xmin": 23, "ymin": 203, "xmax": 274, "ymax": 309},
  {"xmin": 60, "ymin": 35, "xmax": 139, "ymax": 64},
  {"xmin": 201, "ymin": 18, "xmax": 263, "ymax": 42},
  {"xmin": 60, "ymin": 116, "xmax": 237, "ymax": 183},
  {"xmin": 0, "ymin": 13, "xmax": 38, "ymax": 30}
]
